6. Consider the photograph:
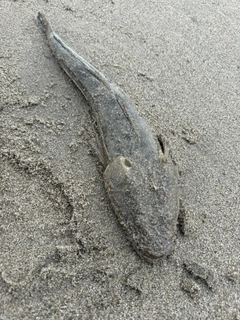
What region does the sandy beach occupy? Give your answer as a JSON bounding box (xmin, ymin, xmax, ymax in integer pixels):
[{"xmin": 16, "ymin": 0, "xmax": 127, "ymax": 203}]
[{"xmin": 0, "ymin": 1, "xmax": 239, "ymax": 319}]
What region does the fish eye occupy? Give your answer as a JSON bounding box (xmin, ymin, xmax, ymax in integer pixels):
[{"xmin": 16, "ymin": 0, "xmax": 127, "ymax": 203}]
[{"xmin": 123, "ymin": 158, "xmax": 132, "ymax": 168}]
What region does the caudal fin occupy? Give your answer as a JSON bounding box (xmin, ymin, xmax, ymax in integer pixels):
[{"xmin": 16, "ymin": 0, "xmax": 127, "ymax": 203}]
[{"xmin": 37, "ymin": 12, "xmax": 53, "ymax": 34}]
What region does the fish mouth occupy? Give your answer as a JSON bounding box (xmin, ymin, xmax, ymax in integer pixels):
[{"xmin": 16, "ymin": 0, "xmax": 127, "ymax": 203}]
[
  {"xmin": 142, "ymin": 251, "xmax": 163, "ymax": 260},
  {"xmin": 137, "ymin": 241, "xmax": 174, "ymax": 260},
  {"xmin": 137, "ymin": 247, "xmax": 164, "ymax": 260}
]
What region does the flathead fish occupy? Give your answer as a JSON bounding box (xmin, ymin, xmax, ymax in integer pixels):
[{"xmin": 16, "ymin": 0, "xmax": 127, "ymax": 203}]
[{"xmin": 37, "ymin": 12, "xmax": 179, "ymax": 260}]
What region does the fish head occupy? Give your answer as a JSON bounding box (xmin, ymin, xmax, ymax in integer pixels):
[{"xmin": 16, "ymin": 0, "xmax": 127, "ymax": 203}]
[{"xmin": 104, "ymin": 155, "xmax": 179, "ymax": 260}]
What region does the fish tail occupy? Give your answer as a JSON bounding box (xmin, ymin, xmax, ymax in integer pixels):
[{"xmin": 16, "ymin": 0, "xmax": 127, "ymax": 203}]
[
  {"xmin": 37, "ymin": 12, "xmax": 53, "ymax": 35},
  {"xmin": 37, "ymin": 12, "xmax": 113, "ymax": 92}
]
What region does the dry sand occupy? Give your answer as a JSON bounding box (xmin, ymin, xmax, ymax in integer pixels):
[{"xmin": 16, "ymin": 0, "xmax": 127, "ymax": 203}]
[{"xmin": 0, "ymin": 1, "xmax": 239, "ymax": 319}]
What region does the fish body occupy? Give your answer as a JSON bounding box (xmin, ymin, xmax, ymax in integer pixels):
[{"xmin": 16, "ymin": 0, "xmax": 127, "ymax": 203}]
[{"xmin": 37, "ymin": 12, "xmax": 179, "ymax": 259}]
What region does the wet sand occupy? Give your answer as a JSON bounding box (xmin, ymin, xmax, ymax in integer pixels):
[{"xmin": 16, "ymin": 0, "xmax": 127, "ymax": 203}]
[{"xmin": 0, "ymin": 1, "xmax": 239, "ymax": 319}]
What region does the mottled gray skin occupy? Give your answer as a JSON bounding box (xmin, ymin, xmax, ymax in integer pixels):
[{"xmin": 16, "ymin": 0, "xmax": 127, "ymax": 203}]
[{"xmin": 37, "ymin": 12, "xmax": 179, "ymax": 259}]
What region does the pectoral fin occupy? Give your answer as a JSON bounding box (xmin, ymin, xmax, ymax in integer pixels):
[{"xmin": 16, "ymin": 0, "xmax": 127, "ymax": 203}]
[{"xmin": 104, "ymin": 156, "xmax": 132, "ymax": 189}]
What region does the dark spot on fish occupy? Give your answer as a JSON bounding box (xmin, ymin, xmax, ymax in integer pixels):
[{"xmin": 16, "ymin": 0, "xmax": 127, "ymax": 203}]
[
  {"xmin": 157, "ymin": 135, "xmax": 165, "ymax": 155},
  {"xmin": 124, "ymin": 158, "xmax": 132, "ymax": 168}
]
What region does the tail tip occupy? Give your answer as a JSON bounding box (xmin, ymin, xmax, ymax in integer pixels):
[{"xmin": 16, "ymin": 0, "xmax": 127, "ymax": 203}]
[{"xmin": 37, "ymin": 12, "xmax": 51, "ymax": 33}]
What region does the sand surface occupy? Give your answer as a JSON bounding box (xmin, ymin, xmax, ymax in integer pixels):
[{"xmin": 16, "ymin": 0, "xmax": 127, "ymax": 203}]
[{"xmin": 0, "ymin": 1, "xmax": 239, "ymax": 319}]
